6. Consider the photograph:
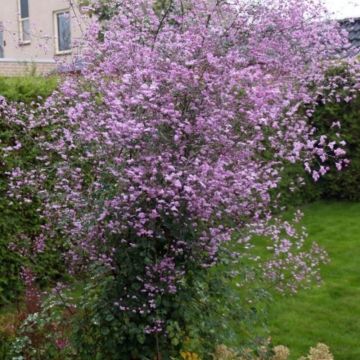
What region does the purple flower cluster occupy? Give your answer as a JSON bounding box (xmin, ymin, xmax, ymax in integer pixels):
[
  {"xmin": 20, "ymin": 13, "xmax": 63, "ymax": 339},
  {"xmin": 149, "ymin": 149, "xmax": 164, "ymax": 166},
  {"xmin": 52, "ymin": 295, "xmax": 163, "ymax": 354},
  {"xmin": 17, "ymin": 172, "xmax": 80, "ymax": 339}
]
[{"xmin": 2, "ymin": 0, "xmax": 359, "ymax": 325}]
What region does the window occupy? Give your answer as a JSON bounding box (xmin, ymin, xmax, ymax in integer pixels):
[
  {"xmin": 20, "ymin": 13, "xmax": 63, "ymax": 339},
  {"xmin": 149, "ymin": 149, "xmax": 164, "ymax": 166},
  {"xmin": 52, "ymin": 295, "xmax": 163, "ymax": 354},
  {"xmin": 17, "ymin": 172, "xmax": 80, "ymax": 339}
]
[
  {"xmin": 54, "ymin": 10, "xmax": 71, "ymax": 54},
  {"xmin": 19, "ymin": 0, "xmax": 30, "ymax": 43},
  {"xmin": 0, "ymin": 22, "xmax": 4, "ymax": 58}
]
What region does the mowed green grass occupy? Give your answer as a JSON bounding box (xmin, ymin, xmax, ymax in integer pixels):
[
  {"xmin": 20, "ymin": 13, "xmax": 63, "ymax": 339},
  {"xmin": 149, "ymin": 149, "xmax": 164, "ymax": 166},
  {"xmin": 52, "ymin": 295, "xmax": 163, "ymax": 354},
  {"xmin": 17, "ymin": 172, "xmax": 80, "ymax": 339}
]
[{"xmin": 267, "ymin": 202, "xmax": 360, "ymax": 359}]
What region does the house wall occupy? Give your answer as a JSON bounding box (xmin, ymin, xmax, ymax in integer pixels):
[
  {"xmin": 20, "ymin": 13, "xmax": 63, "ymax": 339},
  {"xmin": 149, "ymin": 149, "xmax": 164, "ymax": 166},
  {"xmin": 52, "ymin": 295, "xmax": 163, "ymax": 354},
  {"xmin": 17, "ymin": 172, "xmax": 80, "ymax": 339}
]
[
  {"xmin": 0, "ymin": 58, "xmax": 56, "ymax": 76},
  {"xmin": 0, "ymin": 0, "xmax": 87, "ymax": 75}
]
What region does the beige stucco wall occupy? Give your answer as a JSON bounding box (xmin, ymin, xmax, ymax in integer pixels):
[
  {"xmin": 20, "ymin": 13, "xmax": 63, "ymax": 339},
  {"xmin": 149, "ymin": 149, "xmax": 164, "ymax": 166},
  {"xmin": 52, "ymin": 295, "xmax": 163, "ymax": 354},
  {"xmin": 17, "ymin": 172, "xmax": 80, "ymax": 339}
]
[{"xmin": 0, "ymin": 0, "xmax": 87, "ymax": 74}]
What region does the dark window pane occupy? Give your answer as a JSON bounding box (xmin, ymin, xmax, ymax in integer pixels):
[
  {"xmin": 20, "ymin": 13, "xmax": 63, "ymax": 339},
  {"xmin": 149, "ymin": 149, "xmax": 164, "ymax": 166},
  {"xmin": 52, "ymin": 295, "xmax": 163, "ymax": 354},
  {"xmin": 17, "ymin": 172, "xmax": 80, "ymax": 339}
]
[
  {"xmin": 57, "ymin": 12, "xmax": 71, "ymax": 51},
  {"xmin": 20, "ymin": 0, "xmax": 29, "ymax": 18}
]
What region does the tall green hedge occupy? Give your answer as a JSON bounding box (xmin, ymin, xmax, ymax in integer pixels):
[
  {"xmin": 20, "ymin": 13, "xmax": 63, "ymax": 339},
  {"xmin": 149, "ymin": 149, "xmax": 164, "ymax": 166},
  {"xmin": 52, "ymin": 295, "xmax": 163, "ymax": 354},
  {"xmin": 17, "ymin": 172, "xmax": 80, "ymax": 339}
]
[
  {"xmin": 278, "ymin": 89, "xmax": 360, "ymax": 207},
  {"xmin": 0, "ymin": 76, "xmax": 59, "ymax": 305},
  {"xmin": 315, "ymin": 95, "xmax": 360, "ymax": 201}
]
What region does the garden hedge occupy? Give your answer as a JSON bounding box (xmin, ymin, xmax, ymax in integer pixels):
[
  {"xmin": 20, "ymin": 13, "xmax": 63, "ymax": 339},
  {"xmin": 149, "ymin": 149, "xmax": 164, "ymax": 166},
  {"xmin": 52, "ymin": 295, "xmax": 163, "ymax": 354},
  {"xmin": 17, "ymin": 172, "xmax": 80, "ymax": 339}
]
[
  {"xmin": 0, "ymin": 76, "xmax": 59, "ymax": 305},
  {"xmin": 315, "ymin": 94, "xmax": 360, "ymax": 201},
  {"xmin": 279, "ymin": 79, "xmax": 360, "ymax": 207}
]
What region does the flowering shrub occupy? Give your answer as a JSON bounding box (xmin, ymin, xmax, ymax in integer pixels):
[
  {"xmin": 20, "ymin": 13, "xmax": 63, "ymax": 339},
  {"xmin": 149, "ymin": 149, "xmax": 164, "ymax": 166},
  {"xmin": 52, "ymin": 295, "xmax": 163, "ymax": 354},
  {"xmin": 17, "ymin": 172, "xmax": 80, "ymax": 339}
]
[{"xmin": 2, "ymin": 0, "xmax": 358, "ymax": 358}]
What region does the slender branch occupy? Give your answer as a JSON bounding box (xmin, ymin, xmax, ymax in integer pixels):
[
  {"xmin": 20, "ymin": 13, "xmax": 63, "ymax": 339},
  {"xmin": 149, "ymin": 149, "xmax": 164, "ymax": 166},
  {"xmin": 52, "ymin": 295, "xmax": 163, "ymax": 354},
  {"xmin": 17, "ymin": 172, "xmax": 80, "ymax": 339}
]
[
  {"xmin": 155, "ymin": 333, "xmax": 161, "ymax": 360},
  {"xmin": 153, "ymin": 0, "xmax": 174, "ymax": 49}
]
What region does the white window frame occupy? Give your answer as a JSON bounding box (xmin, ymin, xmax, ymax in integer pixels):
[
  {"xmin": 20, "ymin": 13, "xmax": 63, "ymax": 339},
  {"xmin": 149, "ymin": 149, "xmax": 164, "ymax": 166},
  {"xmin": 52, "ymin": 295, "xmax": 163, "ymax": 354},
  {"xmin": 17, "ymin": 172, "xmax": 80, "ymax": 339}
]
[
  {"xmin": 18, "ymin": 0, "xmax": 31, "ymax": 45},
  {"xmin": 54, "ymin": 9, "xmax": 72, "ymax": 55},
  {"xmin": 0, "ymin": 22, "xmax": 4, "ymax": 58}
]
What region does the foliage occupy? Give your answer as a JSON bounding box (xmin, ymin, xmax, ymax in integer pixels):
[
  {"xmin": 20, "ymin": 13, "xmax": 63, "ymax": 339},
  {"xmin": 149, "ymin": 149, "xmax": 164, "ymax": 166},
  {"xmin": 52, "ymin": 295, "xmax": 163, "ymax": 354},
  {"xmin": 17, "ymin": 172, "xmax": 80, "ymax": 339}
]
[
  {"xmin": 1, "ymin": 0, "xmax": 357, "ymax": 358},
  {"xmin": 273, "ymin": 161, "xmax": 321, "ymax": 209},
  {"xmin": 9, "ymin": 288, "xmax": 76, "ymax": 360},
  {"xmin": 0, "ymin": 74, "xmax": 59, "ymax": 304},
  {"xmin": 0, "ymin": 246, "xmax": 22, "ymax": 305},
  {"xmin": 8, "ymin": 258, "xmax": 269, "ymax": 359},
  {"xmin": 0, "ymin": 333, "xmax": 12, "ymax": 359},
  {"xmin": 0, "ymin": 89, "xmax": 65, "ymax": 305},
  {"xmin": 276, "ymin": 65, "xmax": 360, "ymax": 207},
  {"xmin": 314, "ymin": 92, "xmax": 360, "ymax": 201},
  {"xmin": 62, "ymin": 255, "xmax": 268, "ymax": 359},
  {"xmin": 0, "ymin": 76, "xmax": 58, "ymax": 103}
]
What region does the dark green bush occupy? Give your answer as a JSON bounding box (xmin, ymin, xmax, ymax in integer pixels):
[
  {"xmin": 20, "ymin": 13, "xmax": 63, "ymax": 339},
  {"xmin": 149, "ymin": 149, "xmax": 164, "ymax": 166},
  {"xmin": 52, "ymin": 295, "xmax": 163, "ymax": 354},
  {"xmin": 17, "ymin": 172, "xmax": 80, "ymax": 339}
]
[
  {"xmin": 278, "ymin": 64, "xmax": 360, "ymax": 206},
  {"xmin": 314, "ymin": 95, "xmax": 360, "ymax": 201},
  {"xmin": 275, "ymin": 162, "xmax": 321, "ymax": 209},
  {"xmin": 0, "ymin": 332, "xmax": 12, "ymax": 359}
]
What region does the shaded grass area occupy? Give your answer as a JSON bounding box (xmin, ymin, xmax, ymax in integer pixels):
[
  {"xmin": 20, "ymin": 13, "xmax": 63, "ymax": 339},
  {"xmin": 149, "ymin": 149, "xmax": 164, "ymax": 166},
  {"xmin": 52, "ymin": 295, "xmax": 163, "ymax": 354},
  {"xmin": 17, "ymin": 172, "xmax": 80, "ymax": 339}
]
[{"xmin": 268, "ymin": 202, "xmax": 360, "ymax": 360}]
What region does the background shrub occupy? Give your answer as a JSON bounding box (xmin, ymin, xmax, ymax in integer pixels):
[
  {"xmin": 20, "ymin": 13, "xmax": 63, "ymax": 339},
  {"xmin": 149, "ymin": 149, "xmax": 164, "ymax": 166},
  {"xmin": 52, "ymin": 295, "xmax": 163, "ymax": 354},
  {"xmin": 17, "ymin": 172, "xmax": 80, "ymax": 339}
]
[
  {"xmin": 0, "ymin": 76, "xmax": 59, "ymax": 305},
  {"xmin": 278, "ymin": 66, "xmax": 360, "ymax": 207},
  {"xmin": 275, "ymin": 162, "xmax": 321, "ymax": 208},
  {"xmin": 0, "ymin": 76, "xmax": 58, "ymax": 103},
  {"xmin": 314, "ymin": 95, "xmax": 360, "ymax": 201}
]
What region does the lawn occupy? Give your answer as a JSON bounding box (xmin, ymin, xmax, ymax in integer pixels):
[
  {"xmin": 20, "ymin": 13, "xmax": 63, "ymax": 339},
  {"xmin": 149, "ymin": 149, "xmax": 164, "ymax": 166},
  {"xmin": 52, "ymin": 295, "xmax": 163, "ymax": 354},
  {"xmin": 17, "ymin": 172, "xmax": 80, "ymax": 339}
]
[{"xmin": 267, "ymin": 202, "xmax": 360, "ymax": 360}]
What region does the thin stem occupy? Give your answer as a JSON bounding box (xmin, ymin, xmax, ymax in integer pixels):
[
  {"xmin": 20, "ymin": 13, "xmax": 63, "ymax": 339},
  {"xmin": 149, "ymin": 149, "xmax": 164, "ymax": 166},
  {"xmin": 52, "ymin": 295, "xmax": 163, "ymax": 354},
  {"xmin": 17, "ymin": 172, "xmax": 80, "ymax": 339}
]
[
  {"xmin": 152, "ymin": 0, "xmax": 174, "ymax": 49},
  {"xmin": 155, "ymin": 333, "xmax": 161, "ymax": 360}
]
